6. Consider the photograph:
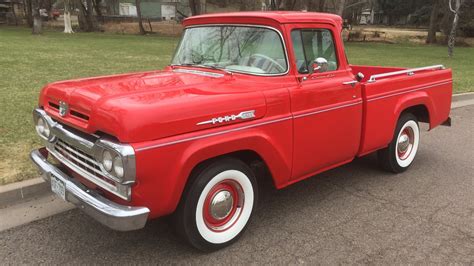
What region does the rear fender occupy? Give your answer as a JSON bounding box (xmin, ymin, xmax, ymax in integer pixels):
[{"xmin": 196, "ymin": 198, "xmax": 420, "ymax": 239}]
[{"xmin": 394, "ymin": 91, "xmax": 434, "ymax": 129}]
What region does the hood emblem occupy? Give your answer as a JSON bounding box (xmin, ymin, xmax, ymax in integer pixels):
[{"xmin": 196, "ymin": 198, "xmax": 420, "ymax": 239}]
[
  {"xmin": 197, "ymin": 110, "xmax": 256, "ymax": 126},
  {"xmin": 59, "ymin": 101, "xmax": 69, "ymax": 117}
]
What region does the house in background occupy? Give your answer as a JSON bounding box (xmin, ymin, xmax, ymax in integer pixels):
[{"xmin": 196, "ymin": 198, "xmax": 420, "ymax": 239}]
[
  {"xmin": 110, "ymin": 0, "xmax": 180, "ymax": 20},
  {"xmin": 0, "ymin": 0, "xmax": 23, "ymax": 25}
]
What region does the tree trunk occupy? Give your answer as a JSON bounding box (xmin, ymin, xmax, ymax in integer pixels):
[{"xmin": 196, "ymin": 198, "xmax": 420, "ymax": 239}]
[
  {"xmin": 448, "ymin": 11, "xmax": 460, "ymax": 57},
  {"xmin": 85, "ymin": 0, "xmax": 98, "ymax": 31},
  {"xmin": 269, "ymin": 0, "xmax": 278, "ymax": 10},
  {"xmin": 189, "ymin": 0, "xmax": 201, "ymax": 15},
  {"xmin": 318, "ymin": 0, "xmax": 325, "ymax": 12},
  {"xmin": 77, "ymin": 0, "xmax": 99, "ymax": 32},
  {"xmin": 240, "ymin": 0, "xmax": 254, "ymax": 11},
  {"xmin": 335, "ymin": 0, "xmax": 345, "ymax": 16},
  {"xmin": 64, "ymin": 0, "xmax": 74, "ymax": 33},
  {"xmin": 93, "ymin": 0, "xmax": 103, "ymax": 18},
  {"xmin": 305, "ymin": 0, "xmax": 313, "ymax": 11},
  {"xmin": 106, "ymin": 0, "xmax": 119, "ymax": 15},
  {"xmin": 25, "ymin": 0, "xmax": 33, "ymax": 27},
  {"xmin": 32, "ymin": 0, "xmax": 42, "ymax": 34},
  {"xmin": 426, "ymin": 0, "xmax": 440, "ymax": 43},
  {"xmin": 448, "ymin": 0, "xmax": 462, "ymax": 57},
  {"xmin": 11, "ymin": 2, "xmax": 18, "ymax": 25},
  {"xmin": 136, "ymin": 0, "xmax": 145, "ymax": 34}
]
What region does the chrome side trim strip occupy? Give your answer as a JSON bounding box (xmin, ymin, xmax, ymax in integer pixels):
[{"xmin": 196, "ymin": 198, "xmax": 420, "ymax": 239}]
[
  {"xmin": 293, "ymin": 101, "xmax": 362, "ymax": 119},
  {"xmin": 137, "ymin": 100, "xmax": 362, "ymax": 152},
  {"xmin": 136, "ymin": 116, "xmax": 293, "ymax": 151},
  {"xmin": 137, "ymin": 80, "xmax": 450, "ymax": 152},
  {"xmin": 367, "ymin": 81, "xmax": 452, "ymax": 102},
  {"xmin": 368, "ymin": 65, "xmax": 445, "ymax": 83}
]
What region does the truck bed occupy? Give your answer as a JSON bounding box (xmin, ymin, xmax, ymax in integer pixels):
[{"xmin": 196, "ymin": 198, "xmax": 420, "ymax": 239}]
[{"xmin": 350, "ymin": 65, "xmax": 453, "ymax": 156}]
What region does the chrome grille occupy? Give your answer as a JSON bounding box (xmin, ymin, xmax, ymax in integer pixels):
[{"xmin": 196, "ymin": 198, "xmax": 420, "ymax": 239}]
[{"xmin": 53, "ymin": 139, "xmax": 109, "ymax": 184}]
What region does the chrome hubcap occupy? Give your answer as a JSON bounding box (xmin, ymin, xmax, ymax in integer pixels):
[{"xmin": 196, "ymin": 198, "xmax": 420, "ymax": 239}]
[
  {"xmin": 398, "ymin": 134, "xmax": 410, "ymax": 152},
  {"xmin": 397, "ymin": 127, "xmax": 415, "ymax": 160},
  {"xmin": 210, "ymin": 190, "xmax": 234, "ymax": 220}
]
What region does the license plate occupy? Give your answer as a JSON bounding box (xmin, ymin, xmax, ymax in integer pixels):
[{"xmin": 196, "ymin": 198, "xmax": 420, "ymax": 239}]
[{"xmin": 50, "ymin": 175, "xmax": 66, "ymax": 200}]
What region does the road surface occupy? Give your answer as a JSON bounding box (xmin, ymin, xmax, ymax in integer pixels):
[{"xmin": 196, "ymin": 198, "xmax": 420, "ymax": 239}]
[{"xmin": 1, "ymin": 106, "xmax": 473, "ymax": 264}]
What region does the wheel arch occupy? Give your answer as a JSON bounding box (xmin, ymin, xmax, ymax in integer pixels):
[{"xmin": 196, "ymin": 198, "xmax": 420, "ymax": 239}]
[
  {"xmin": 170, "ymin": 133, "xmax": 292, "ymax": 215},
  {"xmin": 185, "ymin": 150, "xmax": 275, "ymax": 192},
  {"xmin": 394, "ymin": 91, "xmax": 434, "ymax": 130}
]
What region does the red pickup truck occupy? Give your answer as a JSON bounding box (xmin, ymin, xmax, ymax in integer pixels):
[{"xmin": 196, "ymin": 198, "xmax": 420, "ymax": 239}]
[{"xmin": 31, "ymin": 12, "xmax": 452, "ymax": 250}]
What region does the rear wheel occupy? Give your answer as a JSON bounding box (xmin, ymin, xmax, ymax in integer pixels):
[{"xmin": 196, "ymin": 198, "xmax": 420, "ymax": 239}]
[
  {"xmin": 174, "ymin": 158, "xmax": 258, "ymax": 251},
  {"xmin": 378, "ymin": 113, "xmax": 420, "ymax": 173}
]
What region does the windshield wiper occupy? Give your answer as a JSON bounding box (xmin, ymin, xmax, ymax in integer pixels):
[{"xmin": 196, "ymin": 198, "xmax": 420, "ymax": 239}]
[{"xmin": 171, "ymin": 63, "xmax": 233, "ymax": 76}]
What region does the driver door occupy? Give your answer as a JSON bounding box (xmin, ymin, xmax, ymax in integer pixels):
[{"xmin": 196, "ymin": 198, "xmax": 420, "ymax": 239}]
[{"xmin": 289, "ymin": 25, "xmax": 363, "ymax": 180}]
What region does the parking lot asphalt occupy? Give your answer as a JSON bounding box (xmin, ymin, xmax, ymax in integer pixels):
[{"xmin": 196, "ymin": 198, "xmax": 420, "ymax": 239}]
[{"xmin": 0, "ymin": 105, "xmax": 473, "ymax": 264}]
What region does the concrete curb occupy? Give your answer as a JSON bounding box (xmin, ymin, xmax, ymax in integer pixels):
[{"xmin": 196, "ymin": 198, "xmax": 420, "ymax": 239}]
[
  {"xmin": 1, "ymin": 92, "xmax": 474, "ymax": 208},
  {"xmin": 0, "ymin": 178, "xmax": 50, "ymax": 208},
  {"xmin": 452, "ymin": 92, "xmax": 474, "ymax": 109},
  {"xmin": 452, "ymin": 92, "xmax": 474, "ymax": 102}
]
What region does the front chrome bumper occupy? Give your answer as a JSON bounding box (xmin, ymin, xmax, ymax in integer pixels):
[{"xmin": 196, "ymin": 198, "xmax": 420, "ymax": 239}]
[{"xmin": 30, "ymin": 148, "xmax": 149, "ymax": 231}]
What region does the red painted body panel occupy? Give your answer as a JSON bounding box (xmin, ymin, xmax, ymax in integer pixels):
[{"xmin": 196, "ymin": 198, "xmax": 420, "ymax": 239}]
[{"xmin": 36, "ymin": 12, "xmax": 452, "ymax": 219}]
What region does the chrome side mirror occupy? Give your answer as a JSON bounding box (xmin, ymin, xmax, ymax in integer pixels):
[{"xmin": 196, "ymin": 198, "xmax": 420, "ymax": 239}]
[
  {"xmin": 312, "ymin": 57, "xmax": 328, "ymax": 73},
  {"xmin": 356, "ymin": 72, "xmax": 365, "ymax": 82}
]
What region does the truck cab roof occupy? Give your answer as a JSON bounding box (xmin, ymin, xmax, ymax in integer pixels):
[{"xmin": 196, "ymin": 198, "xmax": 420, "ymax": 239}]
[{"xmin": 183, "ymin": 11, "xmax": 343, "ymax": 27}]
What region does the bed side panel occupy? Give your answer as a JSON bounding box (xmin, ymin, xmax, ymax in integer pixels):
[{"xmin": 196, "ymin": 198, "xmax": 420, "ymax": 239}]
[{"xmin": 358, "ymin": 69, "xmax": 452, "ymax": 156}]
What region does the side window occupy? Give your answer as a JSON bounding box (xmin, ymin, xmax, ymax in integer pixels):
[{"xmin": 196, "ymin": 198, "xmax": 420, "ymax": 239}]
[
  {"xmin": 291, "ymin": 30, "xmax": 309, "ymax": 73},
  {"xmin": 291, "ymin": 29, "xmax": 338, "ymax": 74}
]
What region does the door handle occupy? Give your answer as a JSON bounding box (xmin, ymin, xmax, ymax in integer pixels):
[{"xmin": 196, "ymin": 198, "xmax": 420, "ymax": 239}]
[{"xmin": 342, "ymin": 80, "xmax": 358, "ymax": 87}]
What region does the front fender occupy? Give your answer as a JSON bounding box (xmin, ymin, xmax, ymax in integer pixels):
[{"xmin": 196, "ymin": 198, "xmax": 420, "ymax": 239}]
[{"xmin": 131, "ymin": 117, "xmax": 293, "ymax": 219}]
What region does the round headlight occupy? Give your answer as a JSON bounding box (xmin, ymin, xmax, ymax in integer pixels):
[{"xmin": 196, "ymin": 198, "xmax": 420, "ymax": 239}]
[
  {"xmin": 102, "ymin": 150, "xmax": 113, "ymax": 172},
  {"xmin": 113, "ymin": 156, "xmax": 124, "ymax": 178},
  {"xmin": 43, "ymin": 120, "xmax": 51, "ymax": 138},
  {"xmin": 36, "ymin": 118, "xmax": 45, "ymax": 135}
]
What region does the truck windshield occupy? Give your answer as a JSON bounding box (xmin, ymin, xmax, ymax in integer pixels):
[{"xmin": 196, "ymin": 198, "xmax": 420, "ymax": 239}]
[{"xmin": 171, "ymin": 26, "xmax": 288, "ymax": 75}]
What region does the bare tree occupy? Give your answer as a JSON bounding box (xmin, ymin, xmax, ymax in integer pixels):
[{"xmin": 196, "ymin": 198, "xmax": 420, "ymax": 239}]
[
  {"xmin": 335, "ymin": 0, "xmax": 346, "ymax": 16},
  {"xmin": 240, "ymin": 0, "xmax": 257, "ymax": 11},
  {"xmin": 31, "ymin": 0, "xmax": 42, "ymax": 34},
  {"xmin": 136, "ymin": 0, "xmax": 145, "ymax": 34},
  {"xmin": 426, "ymin": 0, "xmax": 440, "ymax": 44},
  {"xmin": 24, "ymin": 0, "xmax": 33, "ymax": 27},
  {"xmin": 64, "ymin": 0, "xmax": 74, "ymax": 33},
  {"xmin": 318, "ymin": 0, "xmax": 326, "ymax": 11},
  {"xmin": 448, "ymin": 0, "xmax": 464, "ymax": 57},
  {"xmin": 189, "ymin": 0, "xmax": 201, "ymax": 15},
  {"xmin": 77, "ymin": 0, "xmax": 99, "ymax": 31}
]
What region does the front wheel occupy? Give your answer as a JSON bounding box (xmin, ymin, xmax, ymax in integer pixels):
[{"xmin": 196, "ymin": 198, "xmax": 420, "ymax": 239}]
[
  {"xmin": 378, "ymin": 113, "xmax": 420, "ymax": 173},
  {"xmin": 174, "ymin": 158, "xmax": 258, "ymax": 251}
]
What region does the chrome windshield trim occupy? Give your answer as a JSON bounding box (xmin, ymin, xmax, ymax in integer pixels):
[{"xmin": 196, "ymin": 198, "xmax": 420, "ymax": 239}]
[
  {"xmin": 176, "ymin": 24, "xmax": 290, "ymax": 77},
  {"xmin": 172, "ymin": 68, "xmax": 225, "ymax": 78}
]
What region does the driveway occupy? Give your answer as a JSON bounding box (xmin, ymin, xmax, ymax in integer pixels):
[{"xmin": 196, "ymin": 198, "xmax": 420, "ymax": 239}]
[{"xmin": 1, "ymin": 106, "xmax": 473, "ymax": 264}]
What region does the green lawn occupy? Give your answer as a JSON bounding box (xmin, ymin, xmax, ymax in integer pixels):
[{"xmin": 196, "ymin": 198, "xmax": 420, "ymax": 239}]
[{"xmin": 0, "ymin": 26, "xmax": 472, "ymax": 185}]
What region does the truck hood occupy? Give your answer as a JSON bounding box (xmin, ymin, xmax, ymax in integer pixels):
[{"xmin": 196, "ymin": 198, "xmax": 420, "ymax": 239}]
[{"xmin": 39, "ymin": 68, "xmax": 267, "ymax": 142}]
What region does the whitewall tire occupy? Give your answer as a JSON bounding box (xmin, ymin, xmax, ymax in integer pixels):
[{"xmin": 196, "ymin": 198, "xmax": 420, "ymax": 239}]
[
  {"xmin": 378, "ymin": 113, "xmax": 420, "ymax": 173},
  {"xmin": 173, "ymin": 158, "xmax": 258, "ymax": 251}
]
